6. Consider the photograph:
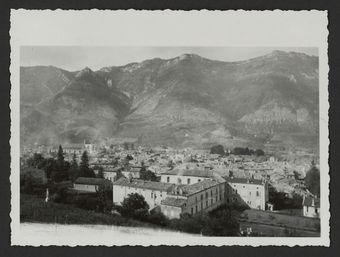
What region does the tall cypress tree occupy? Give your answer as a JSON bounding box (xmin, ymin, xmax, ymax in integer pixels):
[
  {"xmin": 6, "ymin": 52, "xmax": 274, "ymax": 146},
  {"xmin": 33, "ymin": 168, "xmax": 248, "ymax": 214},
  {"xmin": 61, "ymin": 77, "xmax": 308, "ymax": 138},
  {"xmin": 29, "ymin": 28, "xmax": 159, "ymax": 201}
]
[
  {"xmin": 79, "ymin": 151, "xmax": 94, "ymax": 177},
  {"xmin": 57, "ymin": 145, "xmax": 65, "ymax": 169},
  {"xmin": 80, "ymin": 151, "xmax": 89, "ymax": 171},
  {"xmin": 70, "ymin": 153, "xmax": 78, "ymax": 169}
]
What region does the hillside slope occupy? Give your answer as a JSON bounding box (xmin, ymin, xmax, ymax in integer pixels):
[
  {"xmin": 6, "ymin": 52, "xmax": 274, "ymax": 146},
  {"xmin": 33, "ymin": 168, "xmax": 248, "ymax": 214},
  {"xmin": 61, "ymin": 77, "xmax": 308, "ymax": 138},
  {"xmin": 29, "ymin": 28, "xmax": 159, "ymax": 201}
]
[{"xmin": 20, "ymin": 51, "xmax": 319, "ymax": 149}]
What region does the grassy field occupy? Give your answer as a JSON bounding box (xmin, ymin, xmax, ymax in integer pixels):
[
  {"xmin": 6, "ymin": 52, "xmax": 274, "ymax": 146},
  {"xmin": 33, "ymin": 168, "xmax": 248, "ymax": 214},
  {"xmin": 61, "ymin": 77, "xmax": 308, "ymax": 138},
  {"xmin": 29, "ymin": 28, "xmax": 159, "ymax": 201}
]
[
  {"xmin": 239, "ymin": 209, "xmax": 320, "ymax": 237},
  {"xmin": 20, "ymin": 193, "xmax": 156, "ymax": 228}
]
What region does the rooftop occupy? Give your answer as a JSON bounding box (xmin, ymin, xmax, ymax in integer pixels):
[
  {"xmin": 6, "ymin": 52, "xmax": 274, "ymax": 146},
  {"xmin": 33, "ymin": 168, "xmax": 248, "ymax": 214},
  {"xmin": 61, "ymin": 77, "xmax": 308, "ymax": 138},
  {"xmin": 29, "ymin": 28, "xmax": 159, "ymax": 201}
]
[
  {"xmin": 162, "ymin": 168, "xmax": 214, "ymax": 178},
  {"xmin": 173, "ymin": 179, "xmax": 221, "ymax": 196},
  {"xmin": 113, "ymin": 177, "xmax": 174, "ymax": 192},
  {"xmin": 224, "ymin": 177, "xmax": 265, "ymax": 186},
  {"xmin": 161, "ymin": 197, "xmax": 187, "ymax": 207},
  {"xmin": 303, "ymin": 196, "xmax": 320, "ymax": 208},
  {"xmin": 74, "ymin": 177, "xmax": 111, "ymax": 186}
]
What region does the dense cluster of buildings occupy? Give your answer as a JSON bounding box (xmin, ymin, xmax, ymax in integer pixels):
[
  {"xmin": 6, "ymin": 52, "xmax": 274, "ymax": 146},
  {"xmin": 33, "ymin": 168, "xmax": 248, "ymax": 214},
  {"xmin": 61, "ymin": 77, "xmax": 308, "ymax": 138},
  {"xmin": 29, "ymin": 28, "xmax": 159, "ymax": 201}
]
[{"xmin": 22, "ymin": 141, "xmax": 319, "ymax": 220}]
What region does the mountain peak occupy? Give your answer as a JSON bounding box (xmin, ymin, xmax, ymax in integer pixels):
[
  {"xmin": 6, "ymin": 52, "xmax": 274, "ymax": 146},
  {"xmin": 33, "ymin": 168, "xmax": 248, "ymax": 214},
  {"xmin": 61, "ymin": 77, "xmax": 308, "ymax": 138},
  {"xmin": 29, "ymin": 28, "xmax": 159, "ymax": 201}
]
[
  {"xmin": 178, "ymin": 53, "xmax": 203, "ymax": 60},
  {"xmin": 75, "ymin": 67, "xmax": 94, "ymax": 78}
]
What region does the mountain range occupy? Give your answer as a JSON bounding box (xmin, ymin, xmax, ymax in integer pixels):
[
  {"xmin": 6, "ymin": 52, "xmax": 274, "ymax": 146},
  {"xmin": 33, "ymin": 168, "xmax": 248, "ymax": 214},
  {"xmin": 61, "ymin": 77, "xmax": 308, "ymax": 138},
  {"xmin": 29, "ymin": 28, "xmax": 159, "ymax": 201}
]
[{"xmin": 20, "ymin": 50, "xmax": 319, "ymax": 151}]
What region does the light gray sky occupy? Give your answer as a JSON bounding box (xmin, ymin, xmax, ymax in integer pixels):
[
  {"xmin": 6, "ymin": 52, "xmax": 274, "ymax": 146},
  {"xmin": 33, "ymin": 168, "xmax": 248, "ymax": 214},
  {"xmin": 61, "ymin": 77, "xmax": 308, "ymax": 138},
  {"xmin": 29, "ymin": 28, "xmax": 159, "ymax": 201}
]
[{"xmin": 20, "ymin": 46, "xmax": 318, "ymax": 71}]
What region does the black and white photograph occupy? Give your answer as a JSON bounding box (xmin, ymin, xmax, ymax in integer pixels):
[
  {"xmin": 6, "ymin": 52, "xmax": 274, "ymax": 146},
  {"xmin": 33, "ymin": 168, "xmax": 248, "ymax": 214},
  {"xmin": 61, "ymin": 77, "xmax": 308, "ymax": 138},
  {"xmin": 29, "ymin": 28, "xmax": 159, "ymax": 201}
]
[{"xmin": 10, "ymin": 10, "xmax": 329, "ymax": 246}]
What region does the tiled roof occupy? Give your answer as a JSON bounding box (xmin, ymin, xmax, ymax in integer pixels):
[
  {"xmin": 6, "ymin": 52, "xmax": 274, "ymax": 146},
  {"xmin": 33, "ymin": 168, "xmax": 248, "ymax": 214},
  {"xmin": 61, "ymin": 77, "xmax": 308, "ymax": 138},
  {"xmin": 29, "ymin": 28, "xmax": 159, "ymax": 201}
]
[
  {"xmin": 162, "ymin": 168, "xmax": 214, "ymax": 178},
  {"xmin": 113, "ymin": 177, "xmax": 174, "ymax": 192},
  {"xmin": 161, "ymin": 197, "xmax": 187, "ymax": 207},
  {"xmin": 224, "ymin": 177, "xmax": 264, "ymax": 186},
  {"xmin": 173, "ymin": 179, "xmax": 221, "ymax": 196},
  {"xmin": 303, "ymin": 196, "xmax": 320, "ymax": 208},
  {"xmin": 74, "ymin": 177, "xmax": 112, "ymax": 186}
]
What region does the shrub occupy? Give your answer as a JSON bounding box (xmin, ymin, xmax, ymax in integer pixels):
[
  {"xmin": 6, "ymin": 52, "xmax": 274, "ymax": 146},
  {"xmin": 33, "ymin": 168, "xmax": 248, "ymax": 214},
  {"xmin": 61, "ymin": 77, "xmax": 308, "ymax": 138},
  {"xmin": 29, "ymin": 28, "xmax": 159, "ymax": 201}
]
[{"xmin": 120, "ymin": 193, "xmax": 150, "ymax": 220}]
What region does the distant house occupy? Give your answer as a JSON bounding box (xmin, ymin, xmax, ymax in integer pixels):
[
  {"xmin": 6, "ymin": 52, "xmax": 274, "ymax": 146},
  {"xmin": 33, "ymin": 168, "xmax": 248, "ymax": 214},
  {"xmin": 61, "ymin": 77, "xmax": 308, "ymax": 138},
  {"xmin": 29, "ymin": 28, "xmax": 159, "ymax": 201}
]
[
  {"xmin": 225, "ymin": 177, "xmax": 268, "ymax": 210},
  {"xmin": 112, "ymin": 178, "xmax": 175, "ymax": 209},
  {"xmin": 161, "ymin": 179, "xmax": 226, "ymax": 219},
  {"xmin": 302, "ymin": 196, "xmax": 320, "ymax": 218},
  {"xmin": 160, "ymin": 168, "xmax": 216, "ymax": 185},
  {"xmin": 73, "ymin": 177, "xmax": 112, "ymax": 193},
  {"xmin": 103, "ymin": 171, "xmax": 117, "ymax": 182},
  {"xmin": 121, "ymin": 169, "xmax": 140, "ymax": 179}
]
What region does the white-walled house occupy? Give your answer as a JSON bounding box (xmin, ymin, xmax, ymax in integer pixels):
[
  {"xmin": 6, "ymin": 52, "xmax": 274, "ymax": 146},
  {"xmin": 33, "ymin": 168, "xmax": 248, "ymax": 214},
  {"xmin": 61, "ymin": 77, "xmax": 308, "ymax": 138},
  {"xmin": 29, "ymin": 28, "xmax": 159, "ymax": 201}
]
[
  {"xmin": 112, "ymin": 178, "xmax": 175, "ymax": 209},
  {"xmin": 103, "ymin": 171, "xmax": 117, "ymax": 182},
  {"xmin": 160, "ymin": 168, "xmax": 215, "ymax": 185},
  {"xmin": 303, "ymin": 196, "xmax": 320, "ymax": 218},
  {"xmin": 73, "ymin": 177, "xmax": 112, "ymax": 193},
  {"xmin": 225, "ymin": 177, "xmax": 268, "ymax": 210}
]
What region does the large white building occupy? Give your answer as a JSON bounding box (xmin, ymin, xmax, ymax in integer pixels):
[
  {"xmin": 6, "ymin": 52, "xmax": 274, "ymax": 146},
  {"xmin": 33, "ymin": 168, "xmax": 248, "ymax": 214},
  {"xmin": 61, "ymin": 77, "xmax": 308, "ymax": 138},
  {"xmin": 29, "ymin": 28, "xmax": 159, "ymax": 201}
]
[
  {"xmin": 112, "ymin": 178, "xmax": 175, "ymax": 209},
  {"xmin": 160, "ymin": 179, "xmax": 226, "ymax": 219},
  {"xmin": 225, "ymin": 177, "xmax": 268, "ymax": 210}
]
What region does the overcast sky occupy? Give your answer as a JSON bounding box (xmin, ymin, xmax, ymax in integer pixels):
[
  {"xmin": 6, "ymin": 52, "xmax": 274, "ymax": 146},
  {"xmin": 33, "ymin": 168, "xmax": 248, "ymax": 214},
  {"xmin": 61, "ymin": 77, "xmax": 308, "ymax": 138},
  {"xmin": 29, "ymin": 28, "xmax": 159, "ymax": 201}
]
[{"xmin": 20, "ymin": 46, "xmax": 318, "ymax": 71}]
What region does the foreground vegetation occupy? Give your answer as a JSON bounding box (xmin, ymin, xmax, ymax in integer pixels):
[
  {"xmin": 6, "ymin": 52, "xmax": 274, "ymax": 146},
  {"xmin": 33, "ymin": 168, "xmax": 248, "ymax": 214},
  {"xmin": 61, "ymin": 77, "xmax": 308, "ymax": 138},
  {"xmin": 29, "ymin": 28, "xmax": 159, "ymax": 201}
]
[{"xmin": 21, "ymin": 193, "xmax": 157, "ymax": 228}]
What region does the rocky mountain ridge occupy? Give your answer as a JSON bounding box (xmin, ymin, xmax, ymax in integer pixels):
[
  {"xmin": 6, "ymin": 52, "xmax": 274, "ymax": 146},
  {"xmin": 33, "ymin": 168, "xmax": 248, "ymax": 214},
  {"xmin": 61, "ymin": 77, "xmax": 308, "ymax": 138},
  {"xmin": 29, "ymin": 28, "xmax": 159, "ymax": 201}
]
[{"xmin": 20, "ymin": 51, "xmax": 319, "ymax": 150}]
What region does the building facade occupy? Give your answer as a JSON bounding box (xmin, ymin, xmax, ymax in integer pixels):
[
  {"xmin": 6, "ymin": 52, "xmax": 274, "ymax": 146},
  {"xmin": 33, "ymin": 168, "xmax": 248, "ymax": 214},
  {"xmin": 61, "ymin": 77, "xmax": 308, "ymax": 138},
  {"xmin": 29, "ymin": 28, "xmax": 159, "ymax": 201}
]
[
  {"xmin": 160, "ymin": 168, "xmax": 215, "ymax": 185},
  {"xmin": 112, "ymin": 178, "xmax": 175, "ymax": 209},
  {"xmin": 161, "ymin": 179, "xmax": 226, "ymax": 219},
  {"xmin": 73, "ymin": 177, "xmax": 112, "ymax": 193},
  {"xmin": 225, "ymin": 177, "xmax": 268, "ymax": 210},
  {"xmin": 303, "ymin": 196, "xmax": 320, "ymax": 218}
]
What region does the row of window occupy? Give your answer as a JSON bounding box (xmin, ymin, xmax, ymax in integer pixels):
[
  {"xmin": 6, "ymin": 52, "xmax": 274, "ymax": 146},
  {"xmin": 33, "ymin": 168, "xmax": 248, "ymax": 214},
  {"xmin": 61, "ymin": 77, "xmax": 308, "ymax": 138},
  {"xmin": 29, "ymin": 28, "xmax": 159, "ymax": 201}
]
[
  {"xmin": 166, "ymin": 176, "xmax": 201, "ymax": 184},
  {"xmin": 229, "ymin": 188, "xmax": 261, "ymax": 197},
  {"xmin": 190, "ymin": 195, "xmax": 222, "ymax": 215}
]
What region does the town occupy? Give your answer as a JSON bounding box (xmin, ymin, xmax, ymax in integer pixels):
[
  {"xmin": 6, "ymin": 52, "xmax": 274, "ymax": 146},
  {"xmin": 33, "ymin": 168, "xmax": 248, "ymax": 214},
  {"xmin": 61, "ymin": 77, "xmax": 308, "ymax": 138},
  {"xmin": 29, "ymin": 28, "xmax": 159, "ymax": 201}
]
[{"xmin": 20, "ymin": 140, "xmax": 321, "ymax": 237}]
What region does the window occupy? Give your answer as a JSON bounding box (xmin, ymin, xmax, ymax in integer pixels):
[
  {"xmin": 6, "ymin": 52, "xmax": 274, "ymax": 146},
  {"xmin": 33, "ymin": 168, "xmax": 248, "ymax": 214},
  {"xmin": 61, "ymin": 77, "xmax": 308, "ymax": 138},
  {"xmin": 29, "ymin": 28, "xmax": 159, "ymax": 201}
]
[
  {"xmin": 201, "ymin": 202, "xmax": 203, "ymax": 210},
  {"xmin": 151, "ymin": 192, "xmax": 153, "ymax": 198},
  {"xmin": 243, "ymin": 186, "xmax": 245, "ymax": 188},
  {"xmin": 206, "ymin": 201, "xmax": 208, "ymax": 207},
  {"xmin": 195, "ymin": 205, "xmax": 198, "ymax": 213},
  {"xmin": 177, "ymin": 178, "xmax": 182, "ymax": 184},
  {"xmin": 206, "ymin": 192, "xmax": 208, "ymax": 199},
  {"xmin": 200, "ymin": 194, "xmax": 203, "ymax": 200},
  {"xmin": 216, "ymin": 188, "xmax": 218, "ymax": 193},
  {"xmin": 195, "ymin": 196, "xmax": 197, "ymax": 203},
  {"xmin": 211, "ymin": 199, "xmax": 213, "ymax": 205},
  {"xmin": 187, "ymin": 178, "xmax": 190, "ymax": 184},
  {"xmin": 167, "ymin": 177, "xmax": 170, "ymax": 183},
  {"xmin": 210, "ymin": 190, "xmax": 212, "ymax": 196},
  {"xmin": 256, "ymin": 191, "xmax": 260, "ymax": 197},
  {"xmin": 216, "ymin": 196, "xmax": 218, "ymax": 202},
  {"xmin": 191, "ymin": 208, "xmax": 193, "ymax": 215},
  {"xmin": 198, "ymin": 179, "xmax": 201, "ymax": 182}
]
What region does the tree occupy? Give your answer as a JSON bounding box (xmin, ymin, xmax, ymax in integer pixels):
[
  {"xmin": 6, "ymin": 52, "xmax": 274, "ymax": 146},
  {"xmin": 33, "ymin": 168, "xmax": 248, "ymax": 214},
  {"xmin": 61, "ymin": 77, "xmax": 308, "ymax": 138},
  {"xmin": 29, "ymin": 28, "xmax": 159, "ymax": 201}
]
[
  {"xmin": 97, "ymin": 166, "xmax": 104, "ymax": 179},
  {"xmin": 79, "ymin": 151, "xmax": 95, "ymax": 177},
  {"xmin": 140, "ymin": 169, "xmax": 158, "ymax": 181},
  {"xmin": 120, "ymin": 193, "xmax": 149, "ymax": 220},
  {"xmin": 56, "ymin": 145, "xmax": 65, "ymax": 169},
  {"xmin": 27, "ymin": 153, "xmax": 45, "ymax": 169},
  {"xmin": 43, "ymin": 157, "xmax": 57, "ymax": 179},
  {"xmin": 68, "ymin": 153, "xmax": 79, "ymax": 182},
  {"xmin": 305, "ymin": 162, "xmax": 320, "ymax": 196},
  {"xmin": 254, "ymin": 149, "xmax": 265, "ymax": 156},
  {"xmin": 210, "ymin": 145, "xmax": 225, "ymax": 156}
]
